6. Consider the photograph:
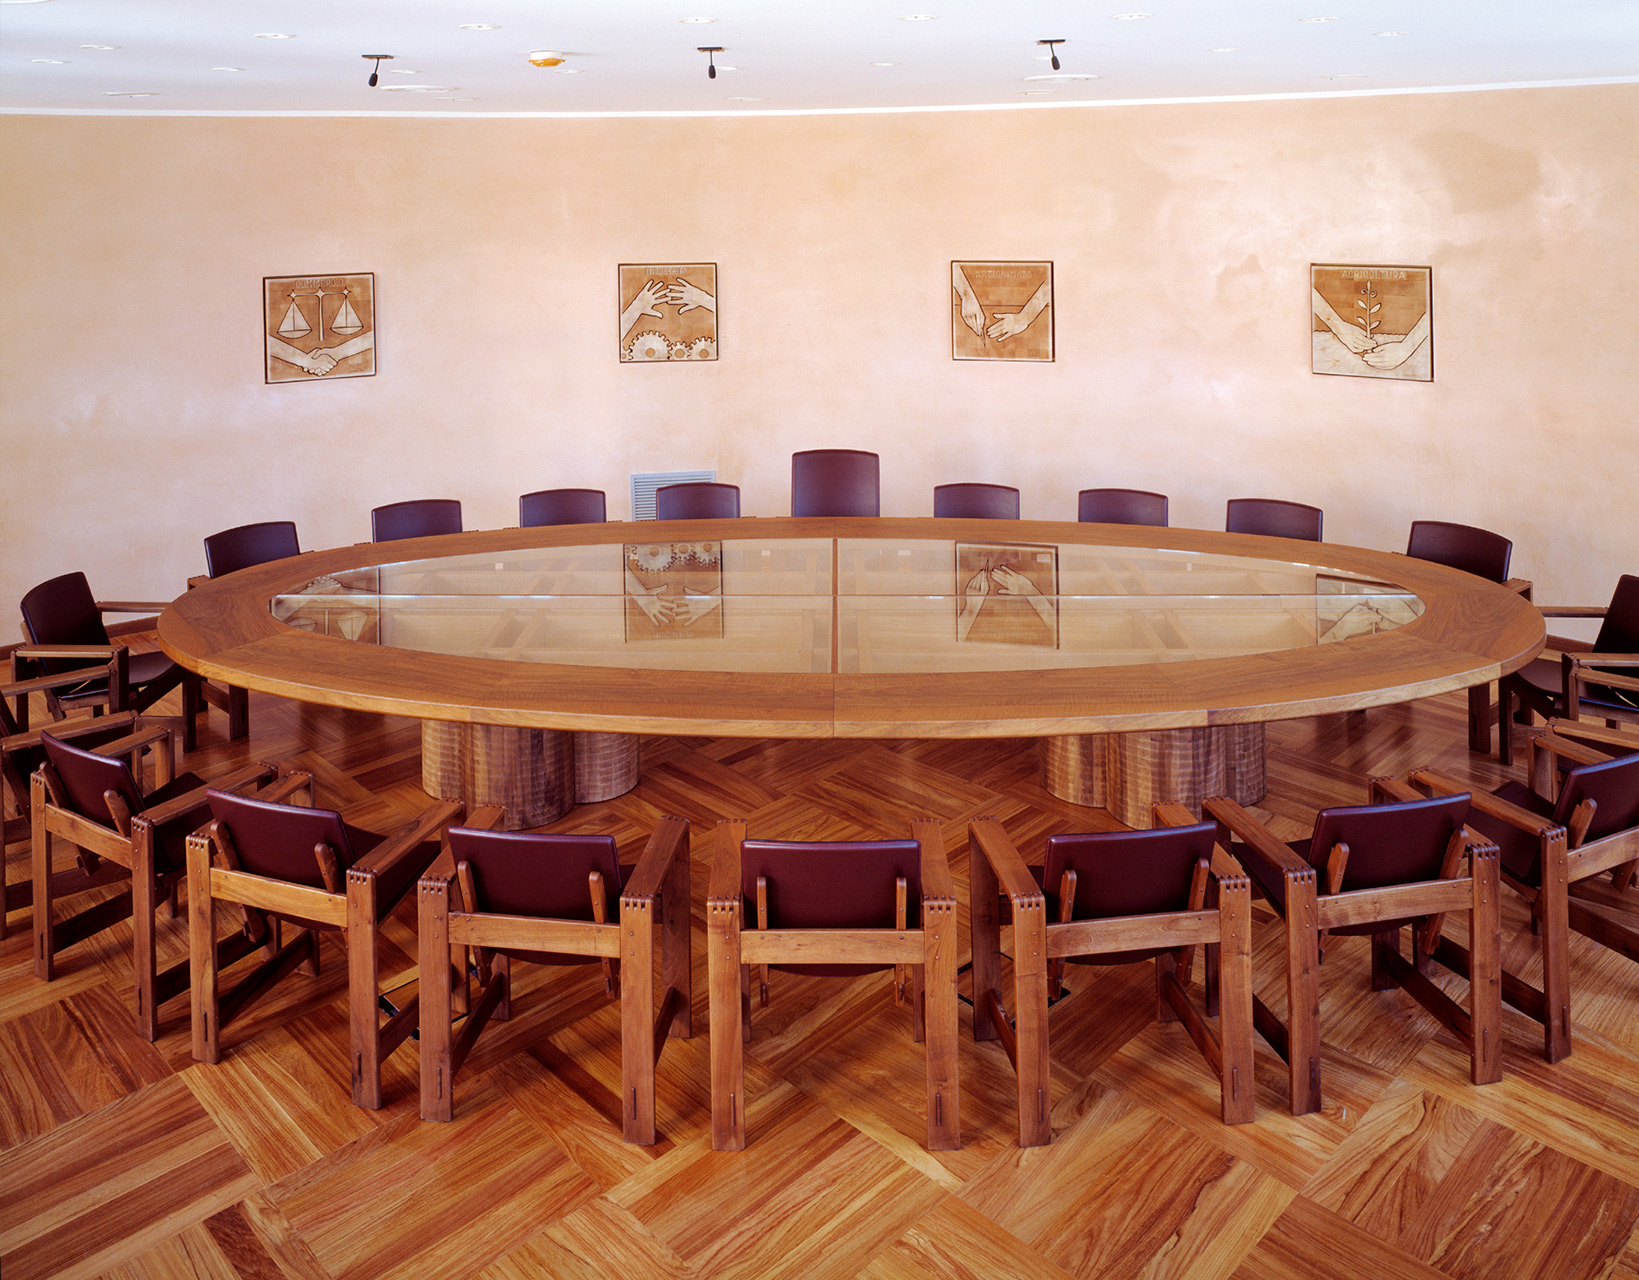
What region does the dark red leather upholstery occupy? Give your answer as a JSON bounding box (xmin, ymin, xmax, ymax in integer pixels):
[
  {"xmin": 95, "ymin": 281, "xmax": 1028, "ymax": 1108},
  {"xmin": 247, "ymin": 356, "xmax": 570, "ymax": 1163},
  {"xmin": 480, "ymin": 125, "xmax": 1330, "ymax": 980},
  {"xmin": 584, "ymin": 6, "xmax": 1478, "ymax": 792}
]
[
  {"xmin": 1077, "ymin": 489, "xmax": 1169, "ymax": 527},
  {"xmin": 18, "ymin": 572, "xmax": 175, "ymax": 697},
  {"xmin": 204, "ymin": 522, "xmax": 301, "ymax": 578},
  {"xmin": 447, "ymin": 826, "xmax": 623, "ymax": 965},
  {"xmin": 655, "ymin": 482, "xmax": 741, "ymax": 520},
  {"xmin": 1511, "ymin": 574, "xmax": 1639, "ymax": 715},
  {"xmin": 1226, "ymin": 498, "xmax": 1323, "ymax": 541},
  {"xmin": 791, "ymin": 449, "xmax": 880, "ymax": 518},
  {"xmin": 1475, "ymin": 751, "xmax": 1639, "ymax": 884},
  {"xmin": 934, "ymin": 483, "xmax": 1020, "ymax": 520},
  {"xmin": 519, "ymin": 488, "xmax": 608, "ymax": 527},
  {"xmin": 41, "ymin": 731, "xmax": 207, "ymax": 872},
  {"xmin": 1406, "ymin": 520, "xmax": 1512, "ymax": 583},
  {"xmin": 371, "ymin": 499, "xmax": 463, "ymax": 542}
]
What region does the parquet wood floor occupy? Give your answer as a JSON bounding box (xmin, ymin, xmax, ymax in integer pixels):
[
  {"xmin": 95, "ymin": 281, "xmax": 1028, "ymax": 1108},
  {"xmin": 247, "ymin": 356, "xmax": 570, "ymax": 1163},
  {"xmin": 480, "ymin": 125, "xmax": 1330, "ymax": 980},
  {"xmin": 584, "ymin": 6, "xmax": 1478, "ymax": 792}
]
[{"xmin": 3, "ymin": 638, "xmax": 1637, "ymax": 1280}]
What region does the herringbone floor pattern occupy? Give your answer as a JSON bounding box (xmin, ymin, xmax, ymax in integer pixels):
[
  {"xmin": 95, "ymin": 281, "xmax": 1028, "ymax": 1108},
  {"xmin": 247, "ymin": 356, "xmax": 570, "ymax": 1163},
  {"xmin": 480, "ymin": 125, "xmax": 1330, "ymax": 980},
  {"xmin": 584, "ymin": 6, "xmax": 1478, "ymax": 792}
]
[{"xmin": 3, "ymin": 645, "xmax": 1637, "ymax": 1280}]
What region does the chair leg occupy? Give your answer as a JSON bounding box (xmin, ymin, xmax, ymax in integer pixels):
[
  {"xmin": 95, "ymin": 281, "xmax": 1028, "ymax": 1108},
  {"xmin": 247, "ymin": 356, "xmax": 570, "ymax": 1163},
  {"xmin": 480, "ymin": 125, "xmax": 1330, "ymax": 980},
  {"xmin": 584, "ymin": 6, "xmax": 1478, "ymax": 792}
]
[
  {"xmin": 709, "ymin": 893, "xmax": 745, "ymax": 1150},
  {"xmin": 1011, "ymin": 895, "xmax": 1049, "ymax": 1148},
  {"xmin": 31, "ymin": 776, "xmax": 53, "ymax": 981},
  {"xmin": 227, "ymin": 685, "xmax": 249, "ymax": 741},
  {"xmin": 621, "ymin": 890, "xmax": 659, "ymax": 1144},
  {"xmin": 1468, "ymin": 845, "xmax": 1504, "ymax": 1084},
  {"xmin": 418, "ymin": 875, "xmax": 456, "ymax": 1122},
  {"xmin": 1216, "ymin": 875, "xmax": 1255, "ymax": 1125},
  {"xmin": 188, "ymin": 833, "xmax": 222, "ymax": 1064},
  {"xmin": 663, "ymin": 830, "xmax": 692, "ymax": 1039},
  {"xmin": 346, "ymin": 872, "xmax": 383, "ymax": 1109},
  {"xmin": 1156, "ymin": 954, "xmax": 1181, "ymax": 1022},
  {"xmin": 1284, "ymin": 875, "xmax": 1322, "ymax": 1115},
  {"xmin": 131, "ymin": 828, "xmax": 161, "ymax": 1041},
  {"xmin": 922, "ymin": 896, "xmax": 960, "ymax": 1152},
  {"xmin": 1538, "ymin": 830, "xmax": 1573, "ymax": 1062},
  {"xmin": 969, "ymin": 842, "xmax": 1002, "ymax": 1043}
]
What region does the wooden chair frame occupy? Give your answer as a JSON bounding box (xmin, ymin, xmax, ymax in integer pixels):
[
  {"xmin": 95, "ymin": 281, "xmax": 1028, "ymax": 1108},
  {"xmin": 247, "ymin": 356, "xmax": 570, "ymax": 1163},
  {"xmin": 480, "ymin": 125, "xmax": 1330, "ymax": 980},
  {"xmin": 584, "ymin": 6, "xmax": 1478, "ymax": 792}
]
[
  {"xmin": 1500, "ymin": 601, "xmax": 1639, "ymax": 765},
  {"xmin": 969, "ymin": 805, "xmax": 1254, "ymax": 1146},
  {"xmin": 418, "ymin": 813, "xmax": 692, "ymax": 1142},
  {"xmin": 1411, "ymin": 721, "xmax": 1639, "ymax": 1063},
  {"xmin": 1204, "ymin": 786, "xmax": 1502, "ymax": 1115},
  {"xmin": 187, "ymin": 785, "xmax": 464, "ymax": 1108},
  {"xmin": 707, "ymin": 817, "xmax": 959, "ymax": 1151},
  {"xmin": 31, "ymin": 725, "xmax": 277, "ymax": 1039}
]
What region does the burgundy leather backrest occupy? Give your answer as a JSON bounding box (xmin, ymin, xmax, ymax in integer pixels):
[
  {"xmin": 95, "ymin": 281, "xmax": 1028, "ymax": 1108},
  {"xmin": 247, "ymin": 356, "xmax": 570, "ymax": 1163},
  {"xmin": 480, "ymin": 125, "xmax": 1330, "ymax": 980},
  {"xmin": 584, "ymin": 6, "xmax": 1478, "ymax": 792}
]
[
  {"xmin": 518, "ymin": 488, "xmax": 607, "ymax": 527},
  {"xmin": 1554, "ymin": 751, "xmax": 1639, "ymax": 842},
  {"xmin": 655, "ymin": 482, "xmax": 741, "ymax": 520},
  {"xmin": 371, "ymin": 499, "xmax": 463, "ymax": 543},
  {"xmin": 206, "ymin": 788, "xmax": 356, "ymax": 887},
  {"xmin": 934, "ymin": 483, "xmax": 1020, "ymax": 520},
  {"xmin": 448, "ymin": 827, "xmax": 622, "ymax": 920},
  {"xmin": 41, "ymin": 730, "xmax": 144, "ymax": 825},
  {"xmin": 9, "ymin": 720, "xmax": 134, "ymax": 794},
  {"xmin": 1593, "ymin": 574, "xmax": 1639, "ymax": 656},
  {"xmin": 1307, "ymin": 793, "xmax": 1471, "ymax": 890},
  {"xmin": 740, "ymin": 838, "xmax": 922, "ymax": 929},
  {"xmin": 204, "ymin": 521, "xmax": 300, "ymax": 578},
  {"xmin": 1078, "ymin": 488, "xmax": 1169, "ymax": 527},
  {"xmin": 1406, "ymin": 520, "xmax": 1512, "ymax": 583},
  {"xmin": 791, "ymin": 449, "xmax": 881, "ymax": 518},
  {"xmin": 20, "ymin": 572, "xmax": 110, "ymax": 674},
  {"xmin": 1226, "ymin": 498, "xmax": 1323, "ymax": 542},
  {"xmin": 1044, "ymin": 823, "xmax": 1217, "ymax": 919}
]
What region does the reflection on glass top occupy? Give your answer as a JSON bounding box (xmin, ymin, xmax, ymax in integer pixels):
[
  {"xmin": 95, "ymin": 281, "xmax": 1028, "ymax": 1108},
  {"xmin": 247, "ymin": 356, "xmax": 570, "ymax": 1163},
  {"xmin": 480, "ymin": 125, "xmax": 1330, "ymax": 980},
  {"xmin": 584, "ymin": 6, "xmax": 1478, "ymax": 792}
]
[{"xmin": 270, "ymin": 536, "xmax": 1423, "ymax": 675}]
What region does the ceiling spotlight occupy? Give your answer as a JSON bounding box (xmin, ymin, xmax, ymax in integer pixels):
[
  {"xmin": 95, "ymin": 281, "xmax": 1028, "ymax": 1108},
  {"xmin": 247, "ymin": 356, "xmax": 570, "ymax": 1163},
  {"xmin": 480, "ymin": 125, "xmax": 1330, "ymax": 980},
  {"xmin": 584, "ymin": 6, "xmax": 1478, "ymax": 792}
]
[
  {"xmin": 871, "ymin": 61, "xmax": 898, "ymax": 68},
  {"xmin": 529, "ymin": 50, "xmax": 564, "ymax": 67},
  {"xmin": 1036, "ymin": 39, "xmax": 1064, "ymax": 72},
  {"xmin": 457, "ymin": 23, "xmax": 498, "ymax": 31},
  {"xmin": 363, "ymin": 53, "xmax": 392, "ymax": 87},
  {"xmin": 80, "ymin": 44, "xmax": 117, "ymax": 50},
  {"xmin": 212, "ymin": 66, "xmax": 245, "ymax": 72},
  {"xmin": 1209, "ymin": 47, "xmax": 1239, "ymax": 53},
  {"xmin": 252, "ymin": 33, "xmax": 292, "ymax": 40},
  {"xmin": 699, "ymin": 45, "xmax": 722, "ymax": 79},
  {"xmin": 30, "ymin": 57, "xmax": 68, "ymax": 64}
]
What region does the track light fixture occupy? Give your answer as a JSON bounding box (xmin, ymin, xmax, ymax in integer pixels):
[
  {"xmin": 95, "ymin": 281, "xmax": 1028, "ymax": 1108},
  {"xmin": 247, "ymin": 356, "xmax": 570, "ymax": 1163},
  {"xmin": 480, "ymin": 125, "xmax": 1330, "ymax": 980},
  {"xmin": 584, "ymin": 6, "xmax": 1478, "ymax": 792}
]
[
  {"xmin": 699, "ymin": 46, "xmax": 722, "ymax": 79},
  {"xmin": 363, "ymin": 53, "xmax": 393, "ymax": 87},
  {"xmin": 1037, "ymin": 39, "xmax": 1064, "ymax": 71}
]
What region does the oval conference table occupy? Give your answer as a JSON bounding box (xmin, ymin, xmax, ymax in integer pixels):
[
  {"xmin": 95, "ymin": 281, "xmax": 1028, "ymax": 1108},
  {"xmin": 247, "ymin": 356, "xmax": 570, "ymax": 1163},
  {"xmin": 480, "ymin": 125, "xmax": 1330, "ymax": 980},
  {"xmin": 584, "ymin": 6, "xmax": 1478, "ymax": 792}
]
[{"xmin": 160, "ymin": 517, "xmax": 1545, "ymax": 828}]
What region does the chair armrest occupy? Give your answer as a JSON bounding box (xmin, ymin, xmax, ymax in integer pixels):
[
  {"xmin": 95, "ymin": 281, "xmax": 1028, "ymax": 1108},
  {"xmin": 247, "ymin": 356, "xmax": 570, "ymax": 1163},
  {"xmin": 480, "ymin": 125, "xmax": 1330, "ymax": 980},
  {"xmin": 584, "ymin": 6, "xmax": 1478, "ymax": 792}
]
[
  {"xmin": 0, "ymin": 710, "xmax": 138, "ymax": 753},
  {"xmin": 968, "ymin": 817, "xmax": 1042, "ymax": 905},
  {"xmin": 708, "ymin": 820, "xmax": 745, "ymax": 905},
  {"xmin": 1408, "ymin": 767, "xmax": 1554, "ymax": 836},
  {"xmin": 353, "ymin": 799, "xmax": 465, "ymax": 877},
  {"xmin": 1539, "ymin": 605, "xmax": 1610, "ymax": 619},
  {"xmin": 138, "ymin": 761, "xmax": 278, "ymax": 826},
  {"xmin": 1369, "ymin": 775, "xmax": 1423, "ymax": 805},
  {"xmin": 1152, "ymin": 802, "xmax": 1199, "ymax": 829},
  {"xmin": 1534, "ymin": 730, "xmax": 1618, "ymax": 768},
  {"xmin": 1543, "ymin": 719, "xmax": 1639, "ymax": 754},
  {"xmin": 912, "ymin": 817, "xmax": 954, "ymax": 902},
  {"xmin": 94, "ymin": 600, "xmax": 169, "ymax": 614},
  {"xmin": 9, "ymin": 644, "xmax": 121, "ymax": 666},
  {"xmin": 1202, "ymin": 795, "xmax": 1312, "ymax": 880},
  {"xmin": 253, "ymin": 769, "xmax": 315, "ymax": 806},
  {"xmin": 1504, "ymin": 578, "xmax": 1532, "ymax": 599},
  {"xmin": 94, "ymin": 722, "xmax": 177, "ymax": 760},
  {"xmin": 624, "ymin": 815, "xmax": 689, "ymax": 901}
]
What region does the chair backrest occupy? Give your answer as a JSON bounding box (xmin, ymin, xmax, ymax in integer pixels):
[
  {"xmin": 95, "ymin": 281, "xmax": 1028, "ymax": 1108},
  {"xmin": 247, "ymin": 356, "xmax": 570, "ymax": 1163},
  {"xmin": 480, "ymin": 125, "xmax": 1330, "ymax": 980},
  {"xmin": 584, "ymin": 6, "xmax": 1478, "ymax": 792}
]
[
  {"xmin": 1553, "ymin": 750, "xmax": 1639, "ymax": 844},
  {"xmin": 448, "ymin": 827, "xmax": 623, "ymax": 919},
  {"xmin": 741, "ymin": 837, "xmax": 921, "ymax": 976},
  {"xmin": 1043, "ymin": 822, "xmax": 1217, "ymax": 920},
  {"xmin": 1306, "ymin": 792, "xmax": 1471, "ymax": 891},
  {"xmin": 1406, "ymin": 520, "xmax": 1512, "ymax": 583},
  {"xmin": 934, "ymin": 483, "xmax": 1020, "ymax": 520},
  {"xmin": 41, "ymin": 730, "xmax": 145, "ymax": 827},
  {"xmin": 1226, "ymin": 498, "xmax": 1323, "ymax": 542},
  {"xmin": 1593, "ymin": 574, "xmax": 1639, "ymax": 657},
  {"xmin": 518, "ymin": 488, "xmax": 607, "ymax": 527},
  {"xmin": 371, "ymin": 499, "xmax": 463, "ymax": 543},
  {"xmin": 20, "ymin": 572, "xmax": 111, "ymax": 678},
  {"xmin": 655, "ymin": 482, "xmax": 741, "ymax": 520},
  {"xmin": 204, "ymin": 521, "xmax": 301, "ymax": 578},
  {"xmin": 791, "ymin": 449, "xmax": 880, "ymax": 517},
  {"xmin": 1077, "ymin": 488, "xmax": 1169, "ymax": 527},
  {"xmin": 205, "ymin": 788, "xmax": 359, "ymax": 888},
  {"xmin": 4, "ymin": 718, "xmax": 134, "ymax": 800}
]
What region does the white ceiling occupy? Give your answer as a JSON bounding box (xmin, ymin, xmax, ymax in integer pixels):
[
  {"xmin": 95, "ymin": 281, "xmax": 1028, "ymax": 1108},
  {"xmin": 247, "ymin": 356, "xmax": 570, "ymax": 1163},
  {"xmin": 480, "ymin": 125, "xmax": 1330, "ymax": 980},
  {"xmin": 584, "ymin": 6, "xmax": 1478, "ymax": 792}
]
[{"xmin": 2, "ymin": 0, "xmax": 1635, "ymax": 116}]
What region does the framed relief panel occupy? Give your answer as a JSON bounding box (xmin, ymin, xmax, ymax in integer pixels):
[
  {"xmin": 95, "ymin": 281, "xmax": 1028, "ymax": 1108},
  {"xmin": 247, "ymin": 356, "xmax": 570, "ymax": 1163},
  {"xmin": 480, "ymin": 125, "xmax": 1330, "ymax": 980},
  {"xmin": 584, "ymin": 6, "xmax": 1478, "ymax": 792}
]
[
  {"xmin": 619, "ymin": 263, "xmax": 718, "ymax": 362},
  {"xmin": 952, "ymin": 261, "xmax": 1053, "ymax": 362},
  {"xmin": 955, "ymin": 540, "xmax": 1060, "ymax": 648},
  {"xmin": 624, "ymin": 540, "xmax": 725, "ymax": 641},
  {"xmin": 1311, "ymin": 264, "xmax": 1432, "ymax": 382},
  {"xmin": 265, "ymin": 274, "xmax": 375, "ymax": 383}
]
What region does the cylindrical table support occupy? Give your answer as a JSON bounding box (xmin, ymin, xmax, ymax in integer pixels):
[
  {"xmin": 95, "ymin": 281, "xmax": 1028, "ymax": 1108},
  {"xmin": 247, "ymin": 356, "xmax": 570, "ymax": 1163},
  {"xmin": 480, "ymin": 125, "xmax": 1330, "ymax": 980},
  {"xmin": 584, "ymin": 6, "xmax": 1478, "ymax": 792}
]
[
  {"xmin": 574, "ymin": 731, "xmax": 641, "ymax": 802},
  {"xmin": 1041, "ymin": 723, "xmax": 1267, "ymax": 827},
  {"xmin": 422, "ymin": 721, "xmax": 576, "ymax": 831}
]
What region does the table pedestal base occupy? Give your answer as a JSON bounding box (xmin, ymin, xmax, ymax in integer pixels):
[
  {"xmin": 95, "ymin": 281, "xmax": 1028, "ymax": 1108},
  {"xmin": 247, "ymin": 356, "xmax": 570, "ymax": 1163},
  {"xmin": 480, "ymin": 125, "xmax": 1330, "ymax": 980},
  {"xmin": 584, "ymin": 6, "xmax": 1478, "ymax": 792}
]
[
  {"xmin": 1041, "ymin": 724, "xmax": 1266, "ymax": 828},
  {"xmin": 422, "ymin": 724, "xmax": 641, "ymax": 830}
]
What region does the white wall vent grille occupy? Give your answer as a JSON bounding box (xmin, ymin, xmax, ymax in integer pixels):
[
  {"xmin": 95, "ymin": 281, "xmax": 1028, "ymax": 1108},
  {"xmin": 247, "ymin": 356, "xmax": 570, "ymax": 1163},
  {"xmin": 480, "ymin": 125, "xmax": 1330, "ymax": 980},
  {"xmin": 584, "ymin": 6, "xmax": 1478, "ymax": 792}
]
[{"xmin": 631, "ymin": 469, "xmax": 716, "ymax": 520}]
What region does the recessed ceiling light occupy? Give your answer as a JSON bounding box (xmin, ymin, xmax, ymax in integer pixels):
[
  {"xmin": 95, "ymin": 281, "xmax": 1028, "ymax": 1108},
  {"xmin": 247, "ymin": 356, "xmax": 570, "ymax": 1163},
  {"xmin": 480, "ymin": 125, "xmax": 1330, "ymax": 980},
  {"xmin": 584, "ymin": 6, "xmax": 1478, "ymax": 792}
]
[
  {"xmin": 716, "ymin": 64, "xmax": 739, "ymax": 71},
  {"xmin": 382, "ymin": 84, "xmax": 451, "ymax": 92},
  {"xmin": 727, "ymin": 95, "xmax": 763, "ymax": 101},
  {"xmin": 1210, "ymin": 47, "xmax": 1239, "ymax": 53},
  {"xmin": 457, "ymin": 23, "xmax": 498, "ymax": 31},
  {"xmin": 1299, "ymin": 16, "xmax": 1339, "ymax": 23},
  {"xmin": 870, "ymin": 61, "xmax": 898, "ymax": 67},
  {"xmin": 80, "ymin": 44, "xmax": 117, "ymax": 50},
  {"xmin": 212, "ymin": 66, "xmax": 245, "ymax": 72},
  {"xmin": 1025, "ymin": 72, "xmax": 1098, "ymax": 82},
  {"xmin": 102, "ymin": 91, "xmax": 153, "ymax": 97},
  {"xmin": 559, "ymin": 67, "xmax": 582, "ymax": 73},
  {"xmin": 1374, "ymin": 31, "xmax": 1409, "ymax": 37},
  {"xmin": 388, "ymin": 68, "xmax": 417, "ymax": 75},
  {"xmin": 253, "ymin": 33, "xmax": 292, "ymax": 40},
  {"xmin": 30, "ymin": 57, "xmax": 68, "ymax": 64},
  {"xmin": 1111, "ymin": 13, "xmax": 1150, "ymax": 19},
  {"xmin": 679, "ymin": 16, "xmax": 717, "ymax": 23},
  {"xmin": 898, "ymin": 14, "xmax": 937, "ymax": 21}
]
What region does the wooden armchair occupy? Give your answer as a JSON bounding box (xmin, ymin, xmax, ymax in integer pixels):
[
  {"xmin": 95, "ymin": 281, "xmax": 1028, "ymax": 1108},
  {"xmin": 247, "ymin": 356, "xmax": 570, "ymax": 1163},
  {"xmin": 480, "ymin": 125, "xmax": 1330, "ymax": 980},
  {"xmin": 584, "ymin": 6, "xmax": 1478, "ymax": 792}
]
[
  {"xmin": 969, "ymin": 805, "xmax": 1254, "ymax": 1146},
  {"xmin": 418, "ymin": 814, "xmax": 691, "ymax": 1142},
  {"xmin": 1500, "ymin": 573, "xmax": 1639, "ymax": 764},
  {"xmin": 31, "ymin": 726, "xmax": 279, "ymax": 1038},
  {"xmin": 1409, "ymin": 721, "xmax": 1638, "ymax": 1062},
  {"xmin": 18, "ymin": 571, "xmax": 202, "ymax": 751},
  {"xmin": 1204, "ymin": 787, "xmax": 1502, "ymax": 1115},
  {"xmin": 200, "ymin": 520, "xmax": 303, "ymax": 739},
  {"xmin": 707, "ymin": 818, "xmax": 958, "ymax": 1151},
  {"xmin": 186, "ymin": 783, "xmax": 464, "ymax": 1108}
]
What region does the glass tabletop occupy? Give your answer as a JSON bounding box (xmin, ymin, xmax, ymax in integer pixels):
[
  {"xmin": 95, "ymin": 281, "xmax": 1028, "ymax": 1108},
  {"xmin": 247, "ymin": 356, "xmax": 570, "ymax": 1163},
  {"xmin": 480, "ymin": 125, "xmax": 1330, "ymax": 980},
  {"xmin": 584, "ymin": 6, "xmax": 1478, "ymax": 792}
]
[{"xmin": 269, "ymin": 534, "xmax": 1423, "ymax": 675}]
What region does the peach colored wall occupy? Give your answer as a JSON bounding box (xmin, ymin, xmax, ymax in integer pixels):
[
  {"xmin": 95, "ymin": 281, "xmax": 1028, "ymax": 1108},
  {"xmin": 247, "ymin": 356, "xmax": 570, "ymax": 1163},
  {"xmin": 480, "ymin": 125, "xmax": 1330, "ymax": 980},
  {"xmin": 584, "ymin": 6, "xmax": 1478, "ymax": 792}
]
[{"xmin": 2, "ymin": 85, "xmax": 1635, "ymax": 625}]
